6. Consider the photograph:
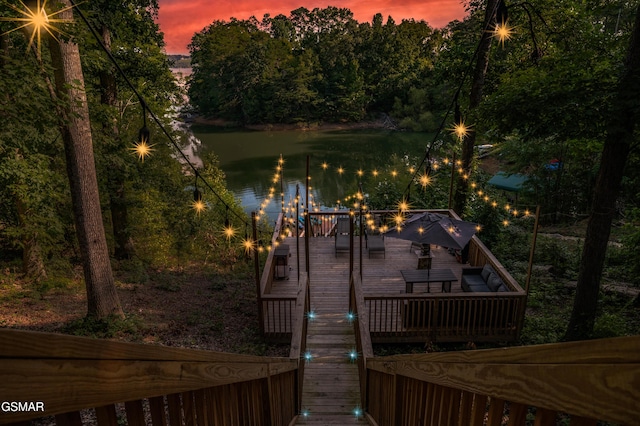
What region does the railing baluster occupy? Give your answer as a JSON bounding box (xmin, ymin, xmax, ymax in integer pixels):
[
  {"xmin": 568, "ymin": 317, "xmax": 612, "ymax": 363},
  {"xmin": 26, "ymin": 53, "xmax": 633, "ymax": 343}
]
[
  {"xmin": 149, "ymin": 396, "xmax": 168, "ymax": 426},
  {"xmin": 166, "ymin": 393, "xmax": 183, "ymax": 426},
  {"xmin": 533, "ymin": 407, "xmax": 557, "ymax": 426},
  {"xmin": 507, "ymin": 402, "xmax": 528, "ymax": 426},
  {"xmin": 124, "ymin": 400, "xmax": 146, "ymax": 426},
  {"xmin": 95, "ymin": 404, "xmax": 118, "ymax": 426},
  {"xmin": 486, "ymin": 397, "xmax": 506, "ymax": 426},
  {"xmin": 55, "ymin": 411, "xmax": 83, "ymax": 426},
  {"xmin": 181, "ymin": 391, "xmax": 196, "ymax": 426},
  {"xmin": 470, "ymin": 394, "xmax": 488, "ymax": 426}
]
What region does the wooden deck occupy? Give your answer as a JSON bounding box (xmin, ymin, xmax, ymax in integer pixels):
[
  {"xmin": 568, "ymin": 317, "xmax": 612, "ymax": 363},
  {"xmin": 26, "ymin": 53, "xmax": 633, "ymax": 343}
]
[
  {"xmin": 279, "ymin": 238, "xmax": 367, "ymax": 424},
  {"xmin": 266, "ymin": 235, "xmax": 470, "ymax": 424}
]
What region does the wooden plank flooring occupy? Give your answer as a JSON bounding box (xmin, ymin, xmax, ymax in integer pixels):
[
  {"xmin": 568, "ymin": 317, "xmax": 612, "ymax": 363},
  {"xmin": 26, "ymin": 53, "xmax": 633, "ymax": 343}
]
[
  {"xmin": 274, "ymin": 238, "xmax": 367, "ymax": 425},
  {"xmin": 267, "ymin": 236, "xmax": 468, "ymax": 424}
]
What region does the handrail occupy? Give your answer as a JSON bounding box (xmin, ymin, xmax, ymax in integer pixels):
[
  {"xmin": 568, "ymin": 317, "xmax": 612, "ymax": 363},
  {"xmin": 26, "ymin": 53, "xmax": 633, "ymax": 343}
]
[
  {"xmin": 260, "ymin": 212, "xmax": 285, "ymax": 296},
  {"xmin": 364, "ymin": 335, "xmax": 640, "ymax": 425},
  {"xmin": 365, "ymin": 291, "xmax": 525, "ymax": 343},
  {"xmin": 289, "ymin": 274, "xmax": 310, "ymax": 411},
  {"xmin": 349, "ymin": 272, "xmax": 374, "ymax": 410},
  {"xmin": 0, "ymin": 328, "xmax": 298, "ymax": 425}
]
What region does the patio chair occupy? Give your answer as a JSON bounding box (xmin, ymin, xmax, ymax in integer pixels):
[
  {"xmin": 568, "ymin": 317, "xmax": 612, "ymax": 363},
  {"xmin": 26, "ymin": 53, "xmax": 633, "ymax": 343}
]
[
  {"xmin": 365, "ymin": 229, "xmax": 385, "ymax": 258},
  {"xmin": 335, "ymin": 217, "xmax": 350, "ymax": 257}
]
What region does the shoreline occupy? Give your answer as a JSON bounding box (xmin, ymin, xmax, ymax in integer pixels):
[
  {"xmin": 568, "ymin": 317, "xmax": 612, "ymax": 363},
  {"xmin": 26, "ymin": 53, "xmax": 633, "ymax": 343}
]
[{"xmin": 191, "ymin": 115, "xmax": 398, "ymax": 132}]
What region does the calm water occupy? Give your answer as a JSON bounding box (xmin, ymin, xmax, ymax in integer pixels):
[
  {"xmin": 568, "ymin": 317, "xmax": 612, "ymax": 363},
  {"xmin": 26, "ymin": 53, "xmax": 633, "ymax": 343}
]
[{"xmin": 190, "ymin": 126, "xmax": 435, "ymax": 219}]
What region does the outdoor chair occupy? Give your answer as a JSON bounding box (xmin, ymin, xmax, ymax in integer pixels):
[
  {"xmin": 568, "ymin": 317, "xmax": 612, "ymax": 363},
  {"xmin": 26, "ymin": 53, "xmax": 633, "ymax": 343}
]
[
  {"xmin": 335, "ymin": 217, "xmax": 350, "ymax": 257},
  {"xmin": 365, "ymin": 229, "xmax": 385, "ymax": 258}
]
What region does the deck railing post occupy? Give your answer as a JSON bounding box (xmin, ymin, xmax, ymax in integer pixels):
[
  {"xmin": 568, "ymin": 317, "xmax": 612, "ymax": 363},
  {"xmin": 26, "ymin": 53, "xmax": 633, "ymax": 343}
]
[
  {"xmin": 253, "ymin": 212, "xmax": 264, "ymax": 335},
  {"xmin": 349, "ymin": 212, "xmax": 354, "ymax": 282}
]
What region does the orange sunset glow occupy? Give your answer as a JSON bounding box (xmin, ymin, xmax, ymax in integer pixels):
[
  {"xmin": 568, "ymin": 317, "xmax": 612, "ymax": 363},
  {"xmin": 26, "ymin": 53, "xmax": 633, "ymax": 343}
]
[{"xmin": 156, "ymin": 0, "xmax": 468, "ymax": 54}]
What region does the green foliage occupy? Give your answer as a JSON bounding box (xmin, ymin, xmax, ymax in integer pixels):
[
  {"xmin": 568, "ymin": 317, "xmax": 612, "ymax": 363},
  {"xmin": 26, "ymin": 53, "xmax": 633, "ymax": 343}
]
[
  {"xmin": 188, "ymin": 8, "xmax": 443, "ymax": 125},
  {"xmin": 63, "ymin": 314, "xmax": 143, "ymax": 339}
]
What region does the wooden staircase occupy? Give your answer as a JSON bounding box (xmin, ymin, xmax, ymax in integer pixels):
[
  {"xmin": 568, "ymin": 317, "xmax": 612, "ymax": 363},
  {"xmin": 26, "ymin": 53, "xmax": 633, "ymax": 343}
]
[{"xmin": 295, "ymin": 238, "xmax": 368, "ymax": 425}]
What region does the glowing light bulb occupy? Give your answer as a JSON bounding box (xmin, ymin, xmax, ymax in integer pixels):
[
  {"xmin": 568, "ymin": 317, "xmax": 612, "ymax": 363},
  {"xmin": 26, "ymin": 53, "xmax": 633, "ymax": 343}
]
[
  {"xmin": 223, "ymin": 225, "xmax": 236, "ymax": 241},
  {"xmin": 192, "ymin": 199, "xmax": 206, "ymax": 215},
  {"xmin": 242, "ymin": 238, "xmax": 255, "ymax": 254},
  {"xmin": 493, "ymin": 21, "xmax": 514, "ymax": 48},
  {"xmin": 397, "ymin": 199, "xmax": 410, "ymax": 212},
  {"xmin": 132, "ymin": 140, "xmax": 154, "ymax": 162}
]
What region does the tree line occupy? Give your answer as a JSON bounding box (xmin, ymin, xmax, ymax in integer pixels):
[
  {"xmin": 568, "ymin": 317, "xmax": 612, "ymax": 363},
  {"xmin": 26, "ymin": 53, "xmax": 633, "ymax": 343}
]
[{"xmin": 188, "ymin": 7, "xmax": 447, "ymax": 128}]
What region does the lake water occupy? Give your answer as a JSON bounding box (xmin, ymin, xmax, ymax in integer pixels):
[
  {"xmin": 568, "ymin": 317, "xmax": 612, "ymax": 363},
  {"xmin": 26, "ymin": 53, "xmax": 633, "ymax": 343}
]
[{"xmin": 189, "ymin": 125, "xmax": 437, "ymax": 220}]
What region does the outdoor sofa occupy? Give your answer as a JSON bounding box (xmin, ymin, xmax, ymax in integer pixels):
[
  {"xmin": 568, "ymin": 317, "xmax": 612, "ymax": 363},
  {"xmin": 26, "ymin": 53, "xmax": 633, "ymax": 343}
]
[{"xmin": 461, "ymin": 264, "xmax": 510, "ymax": 292}]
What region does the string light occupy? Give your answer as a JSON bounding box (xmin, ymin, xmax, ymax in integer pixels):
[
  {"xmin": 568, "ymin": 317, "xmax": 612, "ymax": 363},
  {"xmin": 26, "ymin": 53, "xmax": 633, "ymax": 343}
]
[
  {"xmin": 493, "ymin": 21, "xmax": 514, "ymax": 47},
  {"xmin": 0, "ymin": 0, "xmax": 73, "ymax": 54},
  {"xmin": 130, "ymin": 123, "xmax": 154, "ymax": 162}
]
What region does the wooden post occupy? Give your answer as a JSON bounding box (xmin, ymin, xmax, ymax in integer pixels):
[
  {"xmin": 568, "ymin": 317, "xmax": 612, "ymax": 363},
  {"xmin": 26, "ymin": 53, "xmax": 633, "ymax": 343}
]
[
  {"xmin": 521, "ymin": 205, "xmax": 541, "ymax": 340},
  {"xmin": 349, "ymin": 212, "xmax": 354, "ymax": 283},
  {"xmin": 448, "ymin": 152, "xmax": 456, "ymax": 210},
  {"xmin": 296, "ymin": 184, "xmax": 300, "ymax": 283},
  {"xmin": 359, "ymin": 207, "xmax": 363, "ymax": 280},
  {"xmin": 525, "ymin": 205, "xmax": 541, "ymax": 295},
  {"xmin": 305, "ymin": 156, "xmax": 311, "ymax": 279},
  {"xmin": 253, "ymin": 212, "xmax": 264, "ymax": 334}
]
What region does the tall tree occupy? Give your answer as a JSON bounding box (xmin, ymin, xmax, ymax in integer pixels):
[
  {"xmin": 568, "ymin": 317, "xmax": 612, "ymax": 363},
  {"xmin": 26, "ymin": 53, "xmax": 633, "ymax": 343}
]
[
  {"xmin": 453, "ymin": 0, "xmax": 499, "ymax": 215},
  {"xmin": 565, "ymin": 5, "xmax": 640, "ymax": 341},
  {"xmin": 47, "ymin": 0, "xmax": 123, "ymax": 319}
]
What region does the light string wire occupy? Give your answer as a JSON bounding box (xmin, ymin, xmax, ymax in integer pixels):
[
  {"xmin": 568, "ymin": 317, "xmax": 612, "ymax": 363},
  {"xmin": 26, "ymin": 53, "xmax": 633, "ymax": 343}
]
[
  {"xmin": 67, "ymin": 0, "xmax": 268, "ymax": 242},
  {"xmin": 402, "ymin": 0, "xmax": 505, "ymax": 199}
]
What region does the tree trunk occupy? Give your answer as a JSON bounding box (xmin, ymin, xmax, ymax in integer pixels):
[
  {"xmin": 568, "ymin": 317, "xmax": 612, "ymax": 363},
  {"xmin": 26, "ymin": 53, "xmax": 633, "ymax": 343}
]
[
  {"xmin": 99, "ymin": 25, "xmax": 134, "ymax": 260},
  {"xmin": 564, "ymin": 6, "xmax": 640, "ymax": 341},
  {"xmin": 16, "ymin": 197, "xmax": 47, "ymax": 283},
  {"xmin": 48, "ymin": 0, "xmax": 123, "ymax": 319},
  {"xmin": 453, "ymin": 0, "xmax": 497, "ymax": 215}
]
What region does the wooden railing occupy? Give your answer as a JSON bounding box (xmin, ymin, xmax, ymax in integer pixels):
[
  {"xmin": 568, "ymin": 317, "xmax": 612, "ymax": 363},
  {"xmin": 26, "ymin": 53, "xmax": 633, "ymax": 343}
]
[
  {"xmin": 259, "ymin": 213, "xmax": 299, "ymax": 342},
  {"xmin": 0, "ymin": 328, "xmax": 299, "ymax": 425},
  {"xmin": 348, "ymin": 272, "xmax": 374, "ymax": 410},
  {"xmin": 364, "ymin": 335, "xmax": 640, "ymax": 425},
  {"xmin": 260, "ymin": 213, "xmax": 285, "ymax": 296},
  {"xmin": 365, "ymin": 291, "xmax": 525, "ymax": 343},
  {"xmin": 306, "ymin": 211, "xmax": 353, "ymax": 237},
  {"xmin": 289, "ymin": 275, "xmax": 310, "ymax": 410},
  {"xmin": 261, "ymin": 295, "xmax": 298, "ymax": 342}
]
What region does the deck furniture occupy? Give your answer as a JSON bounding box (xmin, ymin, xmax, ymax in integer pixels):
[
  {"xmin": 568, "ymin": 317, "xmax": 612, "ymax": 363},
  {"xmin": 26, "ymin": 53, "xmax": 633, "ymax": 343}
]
[
  {"xmin": 365, "ymin": 230, "xmax": 385, "ymax": 258},
  {"xmin": 334, "ymin": 217, "xmax": 350, "ymax": 257},
  {"xmin": 401, "ymin": 268, "xmax": 457, "ymax": 293},
  {"xmin": 461, "ymin": 264, "xmax": 509, "ymax": 292},
  {"xmin": 274, "ymin": 244, "xmax": 290, "ymax": 280}
]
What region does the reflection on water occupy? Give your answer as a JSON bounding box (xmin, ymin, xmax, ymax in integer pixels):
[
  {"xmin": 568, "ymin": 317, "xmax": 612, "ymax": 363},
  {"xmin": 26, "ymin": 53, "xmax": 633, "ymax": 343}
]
[{"xmin": 190, "ymin": 126, "xmax": 437, "ymax": 219}]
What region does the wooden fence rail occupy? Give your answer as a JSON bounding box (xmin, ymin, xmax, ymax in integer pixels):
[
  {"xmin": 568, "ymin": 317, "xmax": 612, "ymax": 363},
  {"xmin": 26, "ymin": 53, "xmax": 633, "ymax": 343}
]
[
  {"xmin": 261, "ymin": 295, "xmax": 298, "ymax": 342},
  {"xmin": 0, "ymin": 329, "xmax": 299, "ymax": 425},
  {"xmin": 364, "ymin": 335, "xmax": 640, "ymax": 426},
  {"xmin": 289, "ymin": 275, "xmax": 310, "ymax": 411},
  {"xmin": 365, "ymin": 292, "xmax": 525, "ymax": 343},
  {"xmin": 349, "ymin": 272, "xmax": 374, "ymax": 411}
]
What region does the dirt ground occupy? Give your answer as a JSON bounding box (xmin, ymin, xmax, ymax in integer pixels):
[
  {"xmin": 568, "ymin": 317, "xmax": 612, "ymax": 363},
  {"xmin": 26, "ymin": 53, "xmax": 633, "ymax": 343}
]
[{"xmin": 0, "ymin": 263, "xmax": 289, "ymax": 357}]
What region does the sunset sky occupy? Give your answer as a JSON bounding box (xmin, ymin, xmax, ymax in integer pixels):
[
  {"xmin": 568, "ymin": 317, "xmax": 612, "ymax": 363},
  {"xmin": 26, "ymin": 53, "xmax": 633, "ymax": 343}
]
[{"xmin": 156, "ymin": 0, "xmax": 469, "ymax": 55}]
